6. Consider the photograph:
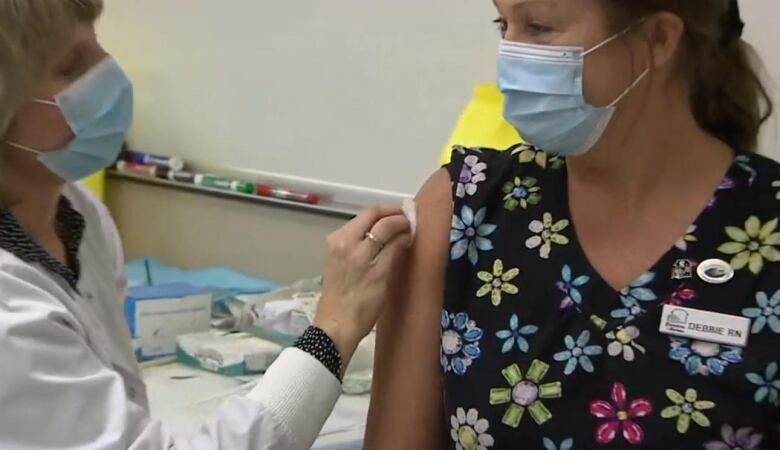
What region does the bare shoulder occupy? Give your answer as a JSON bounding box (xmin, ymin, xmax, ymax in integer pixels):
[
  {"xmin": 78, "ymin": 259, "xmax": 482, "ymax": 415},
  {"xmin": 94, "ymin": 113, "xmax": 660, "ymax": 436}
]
[
  {"xmin": 417, "ymin": 168, "xmax": 453, "ymax": 210},
  {"xmin": 379, "ymin": 167, "xmax": 452, "ymax": 328},
  {"xmin": 364, "ymin": 169, "xmax": 453, "ymax": 450},
  {"xmin": 395, "ymin": 167, "xmax": 453, "ymax": 316},
  {"xmin": 413, "ymin": 168, "xmax": 453, "ymax": 266}
]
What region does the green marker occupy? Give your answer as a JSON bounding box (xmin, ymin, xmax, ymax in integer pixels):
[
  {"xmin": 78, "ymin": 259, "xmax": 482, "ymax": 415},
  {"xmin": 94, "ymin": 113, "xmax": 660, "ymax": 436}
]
[{"xmin": 194, "ymin": 174, "xmax": 255, "ymax": 194}]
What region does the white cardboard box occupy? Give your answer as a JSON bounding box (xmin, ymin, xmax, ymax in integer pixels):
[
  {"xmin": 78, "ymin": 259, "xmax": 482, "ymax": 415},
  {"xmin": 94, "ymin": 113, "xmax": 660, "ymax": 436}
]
[{"xmin": 125, "ymin": 284, "xmax": 212, "ymax": 360}]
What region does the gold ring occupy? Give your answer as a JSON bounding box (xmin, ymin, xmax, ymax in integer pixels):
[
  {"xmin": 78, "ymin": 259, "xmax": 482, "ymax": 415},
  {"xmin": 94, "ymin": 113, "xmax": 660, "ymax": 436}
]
[{"xmin": 364, "ymin": 232, "xmax": 386, "ymax": 250}]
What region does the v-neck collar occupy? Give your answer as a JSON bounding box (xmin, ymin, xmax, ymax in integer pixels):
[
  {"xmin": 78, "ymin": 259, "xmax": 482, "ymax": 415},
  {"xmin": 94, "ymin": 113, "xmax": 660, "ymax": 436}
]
[
  {"xmin": 0, "ymin": 197, "xmax": 85, "ymax": 291},
  {"xmin": 556, "ymin": 155, "xmax": 748, "ymax": 325}
]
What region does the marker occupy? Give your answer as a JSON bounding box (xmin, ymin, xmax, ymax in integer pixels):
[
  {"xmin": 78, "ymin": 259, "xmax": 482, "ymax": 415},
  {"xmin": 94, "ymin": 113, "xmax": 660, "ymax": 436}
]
[
  {"xmin": 256, "ymin": 184, "xmax": 321, "ymax": 205},
  {"xmin": 124, "ymin": 150, "xmax": 185, "ymax": 171},
  {"xmin": 195, "ymin": 174, "xmax": 256, "ymax": 194},
  {"xmin": 116, "ymin": 161, "xmax": 159, "ymax": 176},
  {"xmin": 156, "ymin": 167, "xmax": 196, "ymax": 184}
]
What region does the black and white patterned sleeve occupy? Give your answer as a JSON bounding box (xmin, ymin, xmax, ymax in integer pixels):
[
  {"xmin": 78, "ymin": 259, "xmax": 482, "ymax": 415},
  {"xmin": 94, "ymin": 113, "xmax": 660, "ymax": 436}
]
[{"xmin": 294, "ymin": 326, "xmax": 344, "ymax": 382}]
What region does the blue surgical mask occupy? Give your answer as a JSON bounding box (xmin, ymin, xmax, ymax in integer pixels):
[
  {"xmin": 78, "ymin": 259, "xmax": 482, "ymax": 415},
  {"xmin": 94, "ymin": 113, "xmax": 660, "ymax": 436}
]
[
  {"xmin": 7, "ymin": 57, "xmax": 133, "ymax": 181},
  {"xmin": 497, "ymin": 28, "xmax": 648, "ymax": 156}
]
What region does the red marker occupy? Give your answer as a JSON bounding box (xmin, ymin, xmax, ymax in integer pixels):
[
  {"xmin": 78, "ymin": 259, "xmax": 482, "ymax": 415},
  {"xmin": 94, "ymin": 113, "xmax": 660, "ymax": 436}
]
[
  {"xmin": 256, "ymin": 184, "xmax": 321, "ymax": 205},
  {"xmin": 116, "ymin": 161, "xmax": 159, "ymax": 177}
]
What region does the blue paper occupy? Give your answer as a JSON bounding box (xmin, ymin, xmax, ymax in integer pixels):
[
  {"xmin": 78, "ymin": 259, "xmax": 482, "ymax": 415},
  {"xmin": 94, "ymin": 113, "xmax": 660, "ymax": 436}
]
[
  {"xmin": 126, "ymin": 257, "xmax": 280, "ymax": 302},
  {"xmin": 127, "ymin": 283, "xmax": 211, "ymax": 301}
]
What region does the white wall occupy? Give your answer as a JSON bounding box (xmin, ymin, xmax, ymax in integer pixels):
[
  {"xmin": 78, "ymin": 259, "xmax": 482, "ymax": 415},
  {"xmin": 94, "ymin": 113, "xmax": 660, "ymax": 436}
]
[
  {"xmin": 742, "ymin": 0, "xmax": 780, "ymax": 158},
  {"xmin": 98, "ymin": 0, "xmax": 498, "ymax": 196},
  {"xmin": 97, "ymin": 0, "xmax": 779, "ymax": 200}
]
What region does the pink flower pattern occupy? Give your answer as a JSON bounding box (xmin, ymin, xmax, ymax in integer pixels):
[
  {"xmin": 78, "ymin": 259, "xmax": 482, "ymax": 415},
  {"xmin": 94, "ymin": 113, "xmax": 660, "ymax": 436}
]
[
  {"xmin": 439, "ymin": 146, "xmax": 778, "ymax": 448},
  {"xmin": 590, "ymin": 382, "xmax": 653, "ymax": 445},
  {"xmin": 665, "ymin": 284, "xmax": 697, "ymax": 306}
]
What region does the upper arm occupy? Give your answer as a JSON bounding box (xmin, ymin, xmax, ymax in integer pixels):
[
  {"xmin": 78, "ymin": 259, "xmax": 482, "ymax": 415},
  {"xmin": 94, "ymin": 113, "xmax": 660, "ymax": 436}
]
[{"xmin": 364, "ymin": 169, "xmax": 453, "ymax": 450}]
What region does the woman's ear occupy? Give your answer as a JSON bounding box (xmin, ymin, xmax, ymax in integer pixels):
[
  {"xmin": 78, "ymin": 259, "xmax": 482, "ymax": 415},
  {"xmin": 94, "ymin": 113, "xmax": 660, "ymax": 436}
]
[{"xmin": 642, "ymin": 12, "xmax": 686, "ymax": 69}]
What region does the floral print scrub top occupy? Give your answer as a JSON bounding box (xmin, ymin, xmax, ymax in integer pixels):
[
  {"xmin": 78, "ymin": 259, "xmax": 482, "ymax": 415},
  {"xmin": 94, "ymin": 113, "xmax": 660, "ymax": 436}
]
[{"xmin": 441, "ymin": 145, "xmax": 780, "ymax": 450}]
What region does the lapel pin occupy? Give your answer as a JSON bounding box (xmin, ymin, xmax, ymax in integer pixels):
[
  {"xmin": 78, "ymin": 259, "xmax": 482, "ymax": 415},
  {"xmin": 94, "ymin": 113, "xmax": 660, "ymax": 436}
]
[
  {"xmin": 697, "ymin": 259, "xmax": 734, "ymax": 285},
  {"xmin": 672, "ymin": 259, "xmax": 696, "ymax": 280}
]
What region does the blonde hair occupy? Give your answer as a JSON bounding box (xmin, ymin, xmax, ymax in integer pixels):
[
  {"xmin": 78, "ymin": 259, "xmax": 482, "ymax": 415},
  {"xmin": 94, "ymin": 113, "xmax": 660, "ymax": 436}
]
[{"xmin": 0, "ymin": 0, "xmax": 103, "ymax": 137}]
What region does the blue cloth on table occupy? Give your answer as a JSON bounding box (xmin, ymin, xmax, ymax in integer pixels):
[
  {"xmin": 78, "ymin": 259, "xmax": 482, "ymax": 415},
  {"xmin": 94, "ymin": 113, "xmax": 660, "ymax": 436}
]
[
  {"xmin": 126, "ymin": 257, "xmax": 280, "ymax": 303},
  {"xmin": 315, "ymin": 440, "xmax": 362, "ymax": 450}
]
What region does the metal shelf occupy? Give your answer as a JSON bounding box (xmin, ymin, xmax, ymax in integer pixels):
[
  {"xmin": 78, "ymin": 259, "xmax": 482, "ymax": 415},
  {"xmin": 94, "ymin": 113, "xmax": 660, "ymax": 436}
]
[{"xmin": 107, "ymin": 170, "xmax": 358, "ymax": 219}]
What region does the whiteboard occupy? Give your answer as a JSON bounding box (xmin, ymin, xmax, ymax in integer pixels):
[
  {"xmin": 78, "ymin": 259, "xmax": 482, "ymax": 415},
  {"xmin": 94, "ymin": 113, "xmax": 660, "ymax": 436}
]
[
  {"xmin": 742, "ymin": 0, "xmax": 779, "ymax": 158},
  {"xmin": 98, "ymin": 0, "xmax": 498, "ymax": 199},
  {"xmin": 98, "ymin": 0, "xmax": 778, "ymax": 202}
]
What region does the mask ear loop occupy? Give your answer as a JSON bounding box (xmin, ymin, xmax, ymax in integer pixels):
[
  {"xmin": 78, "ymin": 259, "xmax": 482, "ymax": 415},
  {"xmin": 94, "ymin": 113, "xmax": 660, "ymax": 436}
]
[
  {"xmin": 607, "ymin": 68, "xmax": 650, "ymax": 107},
  {"xmin": 4, "ymin": 99, "xmax": 61, "ymax": 154},
  {"xmin": 583, "ymin": 18, "xmax": 651, "ymax": 107},
  {"xmin": 33, "ymin": 99, "xmax": 59, "ymax": 107},
  {"xmin": 5, "ymin": 141, "xmax": 42, "ymax": 155},
  {"xmin": 583, "ymin": 22, "xmax": 639, "ymax": 56}
]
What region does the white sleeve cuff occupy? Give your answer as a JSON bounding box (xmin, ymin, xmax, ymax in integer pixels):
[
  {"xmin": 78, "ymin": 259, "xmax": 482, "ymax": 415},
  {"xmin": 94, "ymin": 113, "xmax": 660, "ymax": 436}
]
[{"xmin": 247, "ymin": 347, "xmax": 341, "ymax": 450}]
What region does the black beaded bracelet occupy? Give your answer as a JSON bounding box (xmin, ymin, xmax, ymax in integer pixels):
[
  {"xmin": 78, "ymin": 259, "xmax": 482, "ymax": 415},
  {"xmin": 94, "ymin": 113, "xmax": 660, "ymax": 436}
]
[{"xmin": 294, "ymin": 326, "xmax": 343, "ymax": 382}]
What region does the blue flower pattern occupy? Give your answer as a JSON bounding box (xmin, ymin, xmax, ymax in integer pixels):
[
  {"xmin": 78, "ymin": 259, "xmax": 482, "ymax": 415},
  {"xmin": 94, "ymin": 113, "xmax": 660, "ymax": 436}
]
[
  {"xmin": 669, "ymin": 337, "xmax": 743, "ymax": 376},
  {"xmin": 556, "ymin": 265, "xmax": 590, "ymax": 310},
  {"xmin": 736, "ymin": 154, "xmax": 758, "ymax": 185},
  {"xmin": 743, "ymin": 290, "xmax": 780, "ymax": 334},
  {"xmin": 495, "ymin": 314, "xmax": 538, "ymax": 354},
  {"xmin": 438, "ymin": 147, "xmax": 780, "ymax": 447},
  {"xmin": 543, "ymin": 437, "xmax": 573, "ymax": 450},
  {"xmin": 450, "ymin": 205, "xmax": 497, "ymax": 265},
  {"xmin": 441, "ymin": 311, "xmax": 484, "ymax": 375},
  {"xmin": 746, "ymin": 362, "xmax": 780, "ymax": 406},
  {"xmin": 554, "ymin": 330, "xmax": 603, "ymax": 375},
  {"xmin": 610, "ymin": 272, "xmax": 657, "ymax": 323}
]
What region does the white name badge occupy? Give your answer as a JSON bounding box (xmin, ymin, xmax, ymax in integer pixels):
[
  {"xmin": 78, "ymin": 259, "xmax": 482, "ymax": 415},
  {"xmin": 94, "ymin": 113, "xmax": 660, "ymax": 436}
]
[{"xmin": 659, "ymin": 305, "xmax": 751, "ymax": 347}]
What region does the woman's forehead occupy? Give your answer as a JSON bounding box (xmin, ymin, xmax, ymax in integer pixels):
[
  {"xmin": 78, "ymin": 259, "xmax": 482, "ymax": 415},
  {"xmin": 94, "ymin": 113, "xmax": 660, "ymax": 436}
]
[
  {"xmin": 69, "ymin": 23, "xmax": 98, "ymax": 46},
  {"xmin": 494, "ymin": 0, "xmax": 597, "ymax": 15}
]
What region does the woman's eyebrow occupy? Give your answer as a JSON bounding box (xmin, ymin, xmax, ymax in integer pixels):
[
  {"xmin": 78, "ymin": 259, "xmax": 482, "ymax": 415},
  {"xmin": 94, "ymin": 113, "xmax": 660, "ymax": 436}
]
[{"xmin": 501, "ymin": 0, "xmax": 557, "ymax": 14}]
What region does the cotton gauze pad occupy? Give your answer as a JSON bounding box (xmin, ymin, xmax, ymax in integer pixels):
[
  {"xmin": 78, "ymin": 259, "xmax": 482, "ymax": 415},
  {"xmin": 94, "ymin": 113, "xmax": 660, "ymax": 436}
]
[{"xmin": 402, "ymin": 198, "xmax": 417, "ymax": 241}]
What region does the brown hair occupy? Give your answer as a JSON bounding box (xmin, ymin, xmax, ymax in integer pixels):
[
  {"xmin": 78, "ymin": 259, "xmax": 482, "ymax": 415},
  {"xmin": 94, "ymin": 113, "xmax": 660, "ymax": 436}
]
[
  {"xmin": 0, "ymin": 0, "xmax": 103, "ymax": 138},
  {"xmin": 606, "ymin": 0, "xmax": 774, "ymax": 152}
]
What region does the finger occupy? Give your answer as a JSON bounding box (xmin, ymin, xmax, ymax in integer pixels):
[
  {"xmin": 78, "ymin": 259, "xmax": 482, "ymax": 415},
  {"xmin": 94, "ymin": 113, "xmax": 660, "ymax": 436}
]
[
  {"xmin": 371, "ymin": 231, "xmax": 412, "ymax": 275},
  {"xmin": 326, "ymin": 206, "xmax": 400, "ymax": 257},
  {"xmin": 369, "ymin": 214, "xmax": 411, "ymax": 244},
  {"xmin": 354, "ymin": 215, "xmax": 411, "ymax": 264},
  {"xmin": 339, "ymin": 206, "xmax": 404, "ymax": 244}
]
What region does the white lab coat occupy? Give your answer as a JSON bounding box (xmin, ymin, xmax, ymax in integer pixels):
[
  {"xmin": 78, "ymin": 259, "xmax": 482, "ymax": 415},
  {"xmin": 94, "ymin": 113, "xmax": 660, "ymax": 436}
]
[{"xmin": 0, "ymin": 184, "xmax": 341, "ymax": 450}]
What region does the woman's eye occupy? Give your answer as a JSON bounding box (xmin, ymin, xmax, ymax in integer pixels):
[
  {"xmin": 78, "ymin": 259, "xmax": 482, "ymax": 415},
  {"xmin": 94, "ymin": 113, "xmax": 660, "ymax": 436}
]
[
  {"xmin": 527, "ymin": 21, "xmax": 552, "ymax": 36},
  {"xmin": 493, "ymin": 18, "xmax": 508, "ymax": 37},
  {"xmin": 55, "ymin": 48, "xmax": 87, "ymax": 79},
  {"xmin": 58, "ymin": 64, "xmax": 78, "ymax": 78}
]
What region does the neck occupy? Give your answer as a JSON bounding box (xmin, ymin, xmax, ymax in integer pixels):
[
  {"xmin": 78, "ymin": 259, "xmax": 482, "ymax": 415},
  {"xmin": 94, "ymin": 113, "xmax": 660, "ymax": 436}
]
[
  {"xmin": 567, "ymin": 86, "xmax": 733, "ymax": 202},
  {"xmin": 0, "ymin": 147, "xmax": 65, "ymax": 239}
]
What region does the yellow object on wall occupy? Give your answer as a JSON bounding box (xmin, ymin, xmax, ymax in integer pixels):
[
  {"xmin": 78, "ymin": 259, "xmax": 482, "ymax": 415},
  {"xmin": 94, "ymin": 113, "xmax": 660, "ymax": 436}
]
[
  {"xmin": 82, "ymin": 170, "xmax": 106, "ymax": 201},
  {"xmin": 439, "ymin": 84, "xmax": 522, "ymax": 166}
]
